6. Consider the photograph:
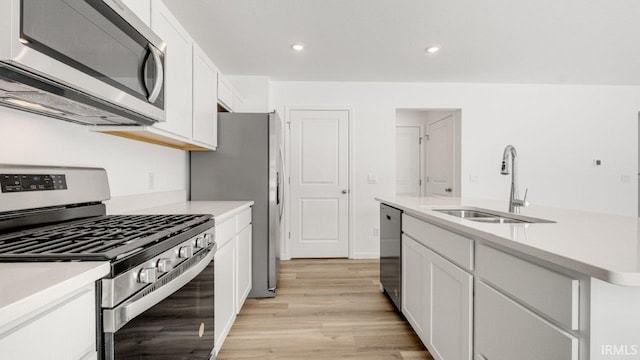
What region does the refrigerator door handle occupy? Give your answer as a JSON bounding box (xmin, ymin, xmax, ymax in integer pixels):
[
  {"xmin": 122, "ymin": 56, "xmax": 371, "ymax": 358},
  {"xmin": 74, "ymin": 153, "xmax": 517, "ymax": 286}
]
[
  {"xmin": 278, "ymin": 146, "xmax": 286, "ymax": 220},
  {"xmin": 276, "ymin": 172, "xmax": 280, "ymax": 205}
]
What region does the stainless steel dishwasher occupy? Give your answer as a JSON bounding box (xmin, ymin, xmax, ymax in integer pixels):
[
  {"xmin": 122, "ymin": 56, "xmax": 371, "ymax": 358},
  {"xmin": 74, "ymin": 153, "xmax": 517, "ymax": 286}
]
[{"xmin": 380, "ymin": 204, "xmax": 402, "ymax": 311}]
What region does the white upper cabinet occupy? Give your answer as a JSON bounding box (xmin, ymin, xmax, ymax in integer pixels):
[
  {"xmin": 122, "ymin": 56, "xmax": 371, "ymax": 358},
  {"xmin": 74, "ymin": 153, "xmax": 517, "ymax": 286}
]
[
  {"xmin": 120, "ymin": 0, "xmax": 151, "ymax": 26},
  {"xmin": 94, "ymin": 0, "xmax": 240, "ymax": 151},
  {"xmin": 192, "ymin": 44, "xmax": 218, "ymax": 148},
  {"xmin": 150, "ymin": 0, "xmax": 193, "ymax": 139},
  {"xmin": 217, "ymin": 73, "xmax": 234, "ymax": 112}
]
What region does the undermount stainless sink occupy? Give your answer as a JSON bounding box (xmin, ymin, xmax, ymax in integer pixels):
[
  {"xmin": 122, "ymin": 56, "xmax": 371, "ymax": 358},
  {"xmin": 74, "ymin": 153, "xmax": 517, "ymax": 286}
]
[{"xmin": 433, "ymin": 208, "xmax": 555, "ymax": 224}]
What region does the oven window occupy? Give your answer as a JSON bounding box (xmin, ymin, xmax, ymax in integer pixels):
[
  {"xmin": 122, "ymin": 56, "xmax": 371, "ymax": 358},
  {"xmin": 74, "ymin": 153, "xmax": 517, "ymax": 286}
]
[
  {"xmin": 107, "ymin": 261, "xmax": 214, "ymax": 359},
  {"xmin": 20, "ymin": 0, "xmax": 163, "ymax": 108}
]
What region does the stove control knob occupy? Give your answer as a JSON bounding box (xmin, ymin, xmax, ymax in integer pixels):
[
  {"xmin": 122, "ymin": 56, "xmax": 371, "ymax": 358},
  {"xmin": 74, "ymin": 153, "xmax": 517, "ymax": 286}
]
[
  {"xmin": 179, "ymin": 246, "xmax": 194, "ymax": 258},
  {"xmin": 195, "ymin": 236, "xmax": 207, "ymax": 249},
  {"xmin": 204, "ymin": 233, "xmax": 214, "ymax": 246},
  {"xmin": 138, "ymin": 267, "xmax": 158, "ymax": 284},
  {"xmin": 157, "ymin": 258, "xmax": 173, "ymax": 273}
]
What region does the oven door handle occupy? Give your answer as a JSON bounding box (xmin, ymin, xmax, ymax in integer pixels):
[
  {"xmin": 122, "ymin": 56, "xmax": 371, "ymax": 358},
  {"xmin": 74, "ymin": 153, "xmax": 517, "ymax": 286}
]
[{"xmin": 103, "ymin": 245, "xmax": 216, "ymax": 333}]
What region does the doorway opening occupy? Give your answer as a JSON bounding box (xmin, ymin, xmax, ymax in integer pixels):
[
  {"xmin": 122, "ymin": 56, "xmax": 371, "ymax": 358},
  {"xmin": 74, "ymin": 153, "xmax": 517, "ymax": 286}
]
[{"xmin": 395, "ymin": 109, "xmax": 461, "ymax": 197}]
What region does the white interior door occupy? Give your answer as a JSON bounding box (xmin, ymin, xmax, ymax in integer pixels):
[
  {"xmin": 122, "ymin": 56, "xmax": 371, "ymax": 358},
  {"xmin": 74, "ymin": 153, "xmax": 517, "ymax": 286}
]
[
  {"xmin": 396, "ymin": 126, "xmax": 422, "ymax": 196},
  {"xmin": 289, "ymin": 110, "xmax": 350, "ymax": 258},
  {"xmin": 427, "ymin": 115, "xmax": 455, "ymax": 197}
]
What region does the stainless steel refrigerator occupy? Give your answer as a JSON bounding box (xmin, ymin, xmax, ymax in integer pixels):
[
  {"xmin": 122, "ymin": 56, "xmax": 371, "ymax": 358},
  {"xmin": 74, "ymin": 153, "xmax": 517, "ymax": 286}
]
[{"xmin": 190, "ymin": 112, "xmax": 283, "ymax": 298}]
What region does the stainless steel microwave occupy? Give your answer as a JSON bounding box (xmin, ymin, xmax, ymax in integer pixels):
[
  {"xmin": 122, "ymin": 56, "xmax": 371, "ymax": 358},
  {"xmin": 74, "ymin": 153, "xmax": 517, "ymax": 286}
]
[{"xmin": 0, "ymin": 0, "xmax": 166, "ymax": 125}]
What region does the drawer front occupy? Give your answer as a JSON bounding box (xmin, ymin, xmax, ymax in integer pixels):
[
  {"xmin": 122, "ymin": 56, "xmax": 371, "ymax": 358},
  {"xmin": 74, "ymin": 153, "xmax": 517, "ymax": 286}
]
[
  {"xmin": 0, "ymin": 285, "xmax": 96, "ymax": 360},
  {"xmin": 476, "ymin": 244, "xmax": 579, "ymax": 330},
  {"xmin": 402, "ymin": 214, "xmax": 474, "ymax": 271},
  {"xmin": 236, "ymin": 207, "xmax": 252, "ymax": 233},
  {"xmin": 215, "ymin": 217, "xmax": 236, "ymax": 248},
  {"xmin": 475, "ymin": 281, "xmax": 578, "ymax": 360}
]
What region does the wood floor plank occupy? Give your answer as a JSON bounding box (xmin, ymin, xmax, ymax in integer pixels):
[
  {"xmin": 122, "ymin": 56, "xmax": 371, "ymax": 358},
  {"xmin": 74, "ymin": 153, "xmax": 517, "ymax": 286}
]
[{"xmin": 217, "ymin": 259, "xmax": 433, "ymax": 360}]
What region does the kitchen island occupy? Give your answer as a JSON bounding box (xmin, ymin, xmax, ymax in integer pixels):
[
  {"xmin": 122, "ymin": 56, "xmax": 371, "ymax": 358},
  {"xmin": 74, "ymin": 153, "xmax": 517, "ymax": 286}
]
[{"xmin": 377, "ymin": 196, "xmax": 640, "ymax": 360}]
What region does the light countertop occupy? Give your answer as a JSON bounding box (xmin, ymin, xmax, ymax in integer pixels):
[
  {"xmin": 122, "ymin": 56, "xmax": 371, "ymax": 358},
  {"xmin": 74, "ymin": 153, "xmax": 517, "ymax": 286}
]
[
  {"xmin": 126, "ymin": 201, "xmax": 254, "ymax": 223},
  {"xmin": 377, "ymin": 196, "xmax": 640, "ymax": 286},
  {"xmin": 0, "ymin": 261, "xmax": 109, "ymax": 330}
]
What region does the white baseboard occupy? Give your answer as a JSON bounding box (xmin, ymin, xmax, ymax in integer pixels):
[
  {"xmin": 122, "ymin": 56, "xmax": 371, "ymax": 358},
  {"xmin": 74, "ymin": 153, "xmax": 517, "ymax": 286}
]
[
  {"xmin": 105, "ymin": 190, "xmax": 187, "ymax": 214},
  {"xmin": 351, "ymin": 252, "xmax": 380, "ymax": 259}
]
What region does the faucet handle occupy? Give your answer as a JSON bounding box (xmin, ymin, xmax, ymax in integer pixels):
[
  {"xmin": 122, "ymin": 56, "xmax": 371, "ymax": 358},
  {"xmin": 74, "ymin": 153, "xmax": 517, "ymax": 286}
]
[{"xmin": 514, "ymin": 188, "xmax": 530, "ymax": 208}]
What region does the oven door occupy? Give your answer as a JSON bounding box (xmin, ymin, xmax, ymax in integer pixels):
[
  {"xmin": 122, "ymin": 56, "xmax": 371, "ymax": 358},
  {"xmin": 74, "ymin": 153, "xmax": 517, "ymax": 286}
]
[
  {"xmin": 103, "ymin": 246, "xmax": 215, "ymax": 360},
  {"xmin": 7, "ymin": 0, "xmax": 165, "ymax": 122}
]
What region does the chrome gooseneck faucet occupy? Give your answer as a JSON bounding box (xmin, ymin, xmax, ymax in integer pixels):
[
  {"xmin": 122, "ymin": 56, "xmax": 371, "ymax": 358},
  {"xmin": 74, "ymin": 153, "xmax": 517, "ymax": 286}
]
[{"xmin": 501, "ymin": 145, "xmax": 529, "ymax": 213}]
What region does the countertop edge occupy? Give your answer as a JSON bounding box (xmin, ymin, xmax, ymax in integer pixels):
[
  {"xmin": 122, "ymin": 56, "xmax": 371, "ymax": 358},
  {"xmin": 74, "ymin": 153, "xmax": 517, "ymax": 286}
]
[
  {"xmin": 376, "ymin": 197, "xmax": 640, "ymax": 287},
  {"xmin": 0, "ymin": 262, "xmax": 110, "ymax": 331},
  {"xmin": 212, "ymin": 202, "xmax": 254, "ymax": 224}
]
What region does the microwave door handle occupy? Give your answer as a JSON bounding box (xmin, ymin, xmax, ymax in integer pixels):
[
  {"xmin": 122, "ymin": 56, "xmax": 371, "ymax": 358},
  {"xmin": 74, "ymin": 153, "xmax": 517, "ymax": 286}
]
[
  {"xmin": 103, "ymin": 245, "xmax": 215, "ymax": 333},
  {"xmin": 144, "ymin": 44, "xmax": 164, "ymax": 103}
]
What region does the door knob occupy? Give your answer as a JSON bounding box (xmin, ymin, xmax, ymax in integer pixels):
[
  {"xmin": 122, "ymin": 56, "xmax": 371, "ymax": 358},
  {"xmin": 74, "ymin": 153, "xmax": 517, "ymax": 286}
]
[
  {"xmin": 342, "ymin": 189, "xmax": 348, "ymax": 194},
  {"xmin": 445, "ymin": 187, "xmax": 453, "ymax": 193}
]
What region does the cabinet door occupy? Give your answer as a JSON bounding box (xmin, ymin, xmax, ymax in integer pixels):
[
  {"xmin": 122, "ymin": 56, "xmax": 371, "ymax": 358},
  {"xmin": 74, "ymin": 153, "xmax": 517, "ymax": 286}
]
[
  {"xmin": 475, "ymin": 281, "xmax": 578, "ymax": 360},
  {"xmin": 402, "ymin": 234, "xmax": 428, "ymax": 341},
  {"xmin": 151, "ymin": 0, "xmax": 193, "ymax": 138},
  {"xmin": 236, "ymin": 224, "xmax": 252, "ymax": 312},
  {"xmin": 425, "ymin": 248, "xmax": 473, "ymax": 360},
  {"xmin": 120, "ymin": 0, "xmax": 151, "ymax": 26},
  {"xmin": 192, "ymin": 44, "xmax": 218, "ymax": 147},
  {"xmin": 0, "ymin": 285, "xmax": 96, "ymax": 360},
  {"xmin": 214, "ymin": 240, "xmax": 236, "ymax": 352}
]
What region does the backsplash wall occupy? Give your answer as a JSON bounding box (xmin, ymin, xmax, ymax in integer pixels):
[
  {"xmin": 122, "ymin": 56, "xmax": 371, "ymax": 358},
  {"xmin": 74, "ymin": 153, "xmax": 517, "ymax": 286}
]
[{"xmin": 0, "ymin": 106, "xmax": 188, "ymax": 197}]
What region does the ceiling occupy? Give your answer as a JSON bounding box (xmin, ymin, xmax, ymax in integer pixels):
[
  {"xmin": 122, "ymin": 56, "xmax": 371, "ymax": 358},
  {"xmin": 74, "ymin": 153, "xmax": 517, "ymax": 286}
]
[{"xmin": 163, "ymin": 0, "xmax": 640, "ymax": 85}]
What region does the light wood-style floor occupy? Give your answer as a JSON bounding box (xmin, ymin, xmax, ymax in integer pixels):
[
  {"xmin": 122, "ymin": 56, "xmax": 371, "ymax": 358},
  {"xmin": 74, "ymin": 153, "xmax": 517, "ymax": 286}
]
[{"xmin": 217, "ymin": 259, "xmax": 433, "ymax": 359}]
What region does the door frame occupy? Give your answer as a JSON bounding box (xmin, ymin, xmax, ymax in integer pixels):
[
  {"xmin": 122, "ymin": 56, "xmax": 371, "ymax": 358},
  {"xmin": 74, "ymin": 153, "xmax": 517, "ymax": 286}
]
[
  {"xmin": 283, "ymin": 105, "xmax": 354, "ymax": 260},
  {"xmin": 396, "ymin": 108, "xmax": 462, "ymax": 198}
]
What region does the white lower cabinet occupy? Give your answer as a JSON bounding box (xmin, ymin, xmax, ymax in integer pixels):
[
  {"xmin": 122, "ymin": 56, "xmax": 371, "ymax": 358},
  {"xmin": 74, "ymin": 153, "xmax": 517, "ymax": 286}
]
[
  {"xmin": 399, "ymin": 212, "xmax": 586, "ymax": 360},
  {"xmin": 214, "ymin": 234, "xmax": 236, "ymax": 353},
  {"xmin": 475, "ymin": 281, "xmax": 579, "ymax": 360},
  {"xmin": 214, "ymin": 207, "xmax": 252, "ymax": 354},
  {"xmin": 0, "ymin": 284, "xmax": 97, "ymax": 360},
  {"xmin": 402, "ymin": 234, "xmax": 428, "ymax": 340},
  {"xmin": 402, "ymin": 233, "xmax": 472, "ymax": 360},
  {"xmin": 236, "ymin": 224, "xmax": 252, "ymax": 311},
  {"xmin": 426, "ymin": 247, "xmax": 473, "ymax": 360}
]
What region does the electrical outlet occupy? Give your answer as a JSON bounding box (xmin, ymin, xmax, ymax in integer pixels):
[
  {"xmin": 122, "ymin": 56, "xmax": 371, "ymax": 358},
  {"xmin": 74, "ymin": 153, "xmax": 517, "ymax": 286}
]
[
  {"xmin": 373, "ymin": 227, "xmax": 380, "ymax": 237},
  {"xmin": 469, "ymin": 174, "xmax": 479, "ymax": 183},
  {"xmin": 148, "ymin": 172, "xmax": 155, "ymax": 190},
  {"xmin": 621, "ymin": 175, "xmax": 631, "ymax": 183}
]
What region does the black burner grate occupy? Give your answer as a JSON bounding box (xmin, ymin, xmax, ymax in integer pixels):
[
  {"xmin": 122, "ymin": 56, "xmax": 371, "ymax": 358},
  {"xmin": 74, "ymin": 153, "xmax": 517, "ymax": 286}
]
[{"xmin": 0, "ymin": 214, "xmax": 211, "ymax": 261}]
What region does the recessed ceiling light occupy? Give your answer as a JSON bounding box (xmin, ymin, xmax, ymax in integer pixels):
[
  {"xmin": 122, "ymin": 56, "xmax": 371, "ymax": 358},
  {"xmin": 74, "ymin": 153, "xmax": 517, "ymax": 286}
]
[
  {"xmin": 291, "ymin": 43, "xmax": 305, "ymax": 52},
  {"xmin": 426, "ymin": 46, "xmax": 440, "ymax": 54}
]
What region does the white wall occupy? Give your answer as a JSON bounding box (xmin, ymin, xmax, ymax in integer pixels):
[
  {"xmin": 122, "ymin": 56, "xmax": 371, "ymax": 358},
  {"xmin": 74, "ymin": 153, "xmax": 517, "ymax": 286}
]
[
  {"xmin": 0, "ymin": 107, "xmax": 188, "ymax": 198},
  {"xmin": 227, "ymin": 75, "xmax": 271, "ymax": 113},
  {"xmin": 271, "ymin": 81, "xmax": 640, "ymax": 258}
]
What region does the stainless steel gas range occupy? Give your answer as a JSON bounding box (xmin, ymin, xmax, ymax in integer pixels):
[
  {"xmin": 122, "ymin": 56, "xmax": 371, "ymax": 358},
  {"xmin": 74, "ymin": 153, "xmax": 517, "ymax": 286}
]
[{"xmin": 0, "ymin": 165, "xmax": 216, "ymax": 360}]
